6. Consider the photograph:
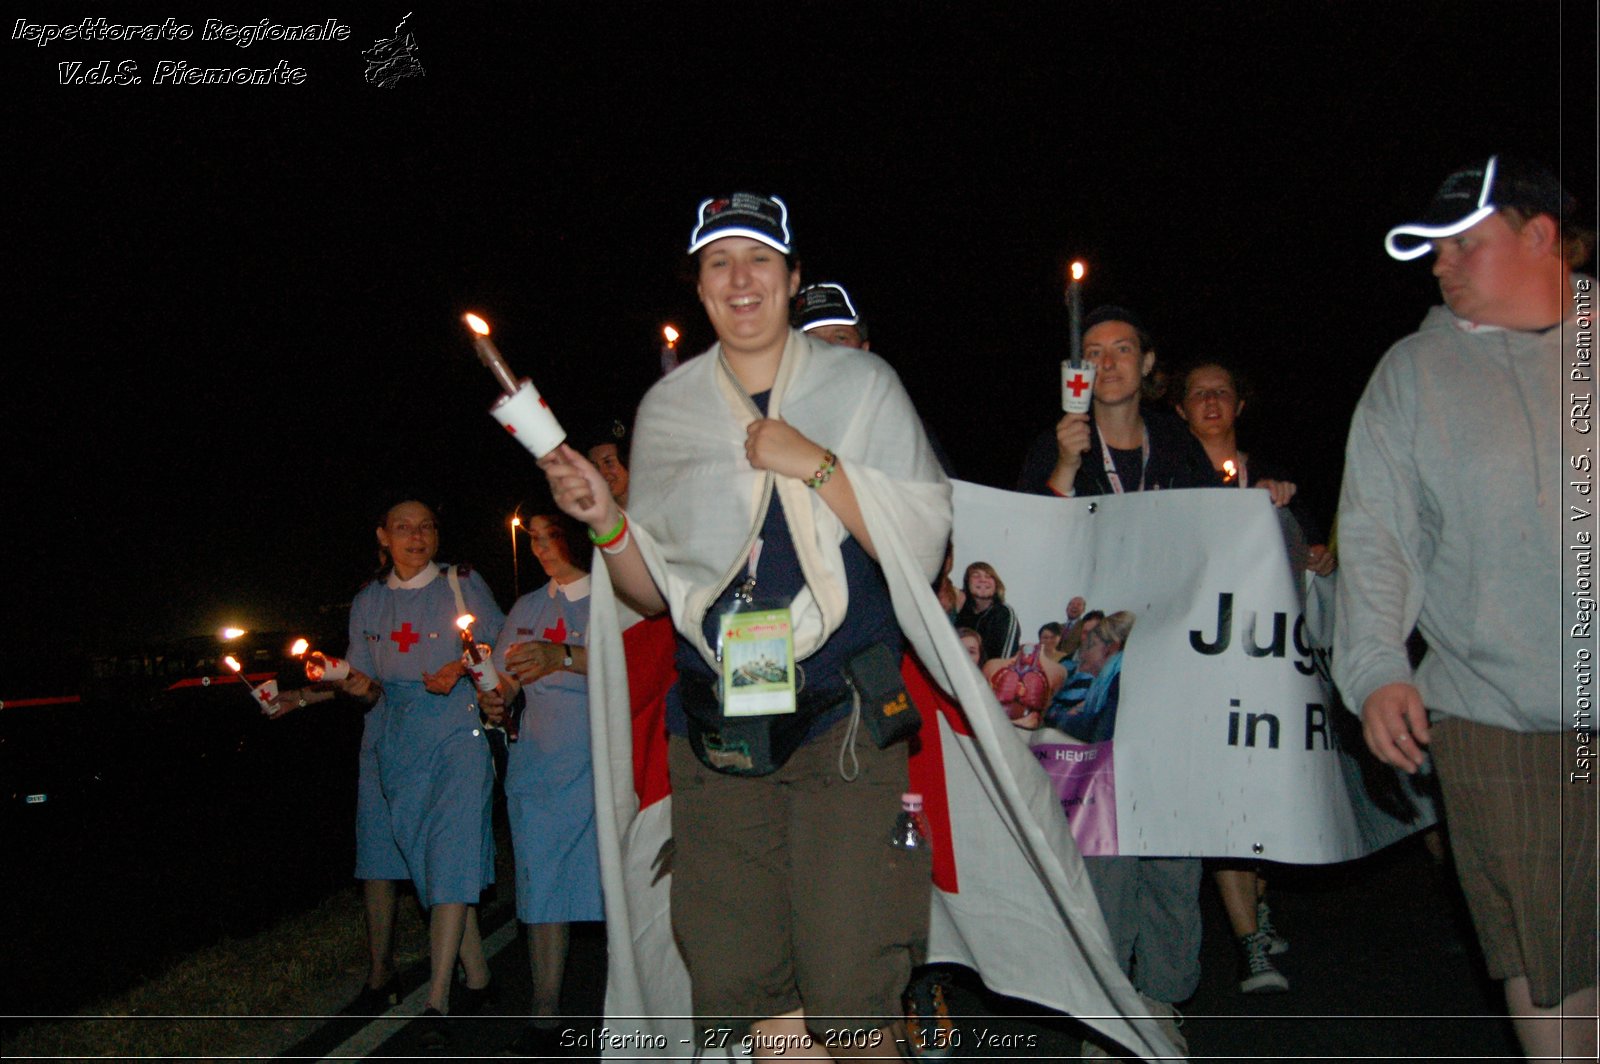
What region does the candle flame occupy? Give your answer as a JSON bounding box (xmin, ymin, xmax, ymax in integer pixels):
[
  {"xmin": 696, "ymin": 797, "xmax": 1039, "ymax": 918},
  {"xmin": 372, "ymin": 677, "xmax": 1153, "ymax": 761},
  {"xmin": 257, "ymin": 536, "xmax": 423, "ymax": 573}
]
[
  {"xmin": 1223, "ymin": 459, "xmax": 1237, "ymax": 481},
  {"xmin": 220, "ymin": 627, "xmax": 247, "ymax": 640},
  {"xmin": 1070, "ymin": 261, "xmax": 1086, "ymax": 282},
  {"xmin": 510, "ymin": 516, "xmax": 521, "ymax": 529},
  {"xmin": 290, "ymin": 638, "xmax": 310, "ymax": 657},
  {"xmin": 663, "ymin": 325, "xmax": 680, "ymax": 346},
  {"xmin": 456, "ymin": 614, "xmax": 475, "ymax": 632},
  {"xmin": 464, "ymin": 313, "xmax": 490, "ymax": 337},
  {"xmin": 224, "ymin": 655, "xmax": 244, "ymax": 674}
]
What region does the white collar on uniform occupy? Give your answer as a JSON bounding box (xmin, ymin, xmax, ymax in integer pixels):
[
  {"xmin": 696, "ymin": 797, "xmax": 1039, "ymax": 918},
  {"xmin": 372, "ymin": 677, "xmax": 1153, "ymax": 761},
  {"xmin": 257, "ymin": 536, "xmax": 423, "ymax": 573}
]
[
  {"xmin": 549, "ymin": 574, "xmax": 591, "ymax": 602},
  {"xmin": 387, "ymin": 564, "xmax": 443, "ymax": 590}
]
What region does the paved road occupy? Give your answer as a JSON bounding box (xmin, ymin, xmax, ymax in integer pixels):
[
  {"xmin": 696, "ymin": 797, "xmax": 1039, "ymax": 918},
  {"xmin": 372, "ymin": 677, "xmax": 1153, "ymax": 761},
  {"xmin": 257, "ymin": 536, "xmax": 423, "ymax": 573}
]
[{"xmin": 282, "ymin": 834, "xmax": 1523, "ymax": 1061}]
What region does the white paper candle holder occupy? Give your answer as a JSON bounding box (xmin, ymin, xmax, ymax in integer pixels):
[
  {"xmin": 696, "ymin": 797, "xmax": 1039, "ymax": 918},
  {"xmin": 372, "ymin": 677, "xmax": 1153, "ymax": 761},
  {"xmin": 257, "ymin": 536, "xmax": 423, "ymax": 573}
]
[{"xmin": 491, "ymin": 379, "xmax": 566, "ymax": 459}]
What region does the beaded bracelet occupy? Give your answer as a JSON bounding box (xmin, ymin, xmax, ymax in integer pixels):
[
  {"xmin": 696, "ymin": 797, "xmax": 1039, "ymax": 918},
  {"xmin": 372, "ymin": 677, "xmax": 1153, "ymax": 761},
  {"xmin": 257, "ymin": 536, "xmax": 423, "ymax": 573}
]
[
  {"xmin": 804, "ymin": 449, "xmax": 837, "ymax": 489},
  {"xmin": 588, "ymin": 513, "xmax": 628, "ymax": 548}
]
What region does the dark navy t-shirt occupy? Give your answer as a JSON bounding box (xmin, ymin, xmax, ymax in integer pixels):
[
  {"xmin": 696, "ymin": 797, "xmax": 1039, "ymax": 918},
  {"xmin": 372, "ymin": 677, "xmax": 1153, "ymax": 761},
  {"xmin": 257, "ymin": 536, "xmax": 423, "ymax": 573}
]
[
  {"xmin": 1108, "ymin": 445, "xmax": 1145, "ymax": 493},
  {"xmin": 667, "ymin": 391, "xmax": 901, "ymax": 741}
]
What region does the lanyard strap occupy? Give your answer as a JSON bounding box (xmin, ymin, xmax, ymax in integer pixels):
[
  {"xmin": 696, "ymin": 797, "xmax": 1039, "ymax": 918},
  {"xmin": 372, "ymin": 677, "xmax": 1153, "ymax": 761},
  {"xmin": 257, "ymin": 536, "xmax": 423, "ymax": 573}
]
[
  {"xmin": 1097, "ymin": 426, "xmax": 1151, "ymax": 495},
  {"xmin": 734, "ymin": 538, "xmax": 764, "ymax": 603}
]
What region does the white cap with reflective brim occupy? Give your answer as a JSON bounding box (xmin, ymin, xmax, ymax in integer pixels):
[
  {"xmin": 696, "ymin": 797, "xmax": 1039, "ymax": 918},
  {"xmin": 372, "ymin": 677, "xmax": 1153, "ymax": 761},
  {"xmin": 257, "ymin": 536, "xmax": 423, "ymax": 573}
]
[
  {"xmin": 687, "ymin": 193, "xmax": 792, "ymax": 255},
  {"xmin": 1384, "ymin": 156, "xmax": 1500, "ymax": 261}
]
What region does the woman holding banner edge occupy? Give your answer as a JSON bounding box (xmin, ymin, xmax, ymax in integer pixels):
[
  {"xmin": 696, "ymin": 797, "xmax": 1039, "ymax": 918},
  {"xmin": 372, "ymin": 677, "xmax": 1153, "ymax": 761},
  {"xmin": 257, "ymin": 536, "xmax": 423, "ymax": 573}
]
[
  {"xmin": 1018, "ymin": 305, "xmax": 1221, "ymax": 1056},
  {"xmin": 1174, "ymin": 357, "xmax": 1332, "ymax": 994}
]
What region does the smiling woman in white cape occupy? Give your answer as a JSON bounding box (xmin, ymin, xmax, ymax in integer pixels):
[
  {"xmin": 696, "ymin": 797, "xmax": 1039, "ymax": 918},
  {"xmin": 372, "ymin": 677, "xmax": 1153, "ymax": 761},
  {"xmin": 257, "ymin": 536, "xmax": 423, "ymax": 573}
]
[{"xmin": 536, "ymin": 193, "xmax": 1178, "ymax": 1062}]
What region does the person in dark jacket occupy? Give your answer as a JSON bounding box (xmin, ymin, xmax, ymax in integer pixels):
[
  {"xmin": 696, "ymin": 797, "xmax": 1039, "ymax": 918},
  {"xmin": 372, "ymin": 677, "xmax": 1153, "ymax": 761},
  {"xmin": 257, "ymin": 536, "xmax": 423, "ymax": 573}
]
[
  {"xmin": 1017, "ymin": 305, "xmax": 1220, "ymax": 497},
  {"xmin": 1017, "ymin": 306, "xmax": 1217, "ymax": 1056}
]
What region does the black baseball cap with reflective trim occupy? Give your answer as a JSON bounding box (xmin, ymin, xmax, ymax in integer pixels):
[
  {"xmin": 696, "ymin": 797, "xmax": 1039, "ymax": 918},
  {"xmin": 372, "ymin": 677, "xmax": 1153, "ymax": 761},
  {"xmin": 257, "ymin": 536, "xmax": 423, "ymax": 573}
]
[
  {"xmin": 687, "ymin": 192, "xmax": 792, "ymax": 255},
  {"xmin": 793, "ymin": 282, "xmax": 861, "ymax": 331},
  {"xmin": 1385, "ymin": 155, "xmax": 1574, "ymax": 261}
]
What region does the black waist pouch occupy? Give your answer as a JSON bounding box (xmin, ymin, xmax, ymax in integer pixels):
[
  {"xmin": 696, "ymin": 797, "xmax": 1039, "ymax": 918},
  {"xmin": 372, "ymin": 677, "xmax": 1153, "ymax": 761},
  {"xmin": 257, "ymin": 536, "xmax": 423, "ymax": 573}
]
[
  {"xmin": 679, "ymin": 675, "xmax": 842, "ymax": 777},
  {"xmin": 844, "ymin": 642, "xmax": 922, "ymax": 749}
]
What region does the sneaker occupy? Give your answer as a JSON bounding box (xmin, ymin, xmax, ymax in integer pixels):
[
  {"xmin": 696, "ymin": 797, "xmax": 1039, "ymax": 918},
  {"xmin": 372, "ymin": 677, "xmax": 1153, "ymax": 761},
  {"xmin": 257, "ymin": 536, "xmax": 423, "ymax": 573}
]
[
  {"xmin": 1256, "ymin": 899, "xmax": 1288, "ymax": 954},
  {"xmin": 1238, "ymin": 930, "xmax": 1290, "ymax": 994},
  {"xmin": 904, "ymin": 971, "xmax": 957, "ymax": 1059}
]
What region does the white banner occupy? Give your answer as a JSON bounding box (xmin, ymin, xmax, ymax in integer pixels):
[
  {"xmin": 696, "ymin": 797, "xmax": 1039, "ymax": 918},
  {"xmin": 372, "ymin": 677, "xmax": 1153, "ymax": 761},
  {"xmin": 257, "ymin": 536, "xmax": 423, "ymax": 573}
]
[{"xmin": 951, "ymin": 480, "xmax": 1437, "ymax": 864}]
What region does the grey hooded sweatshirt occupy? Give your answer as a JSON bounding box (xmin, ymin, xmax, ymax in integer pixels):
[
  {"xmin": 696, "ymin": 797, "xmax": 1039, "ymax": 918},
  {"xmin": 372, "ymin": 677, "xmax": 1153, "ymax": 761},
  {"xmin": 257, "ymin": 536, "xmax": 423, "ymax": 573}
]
[{"xmin": 1333, "ymin": 276, "xmax": 1592, "ymax": 733}]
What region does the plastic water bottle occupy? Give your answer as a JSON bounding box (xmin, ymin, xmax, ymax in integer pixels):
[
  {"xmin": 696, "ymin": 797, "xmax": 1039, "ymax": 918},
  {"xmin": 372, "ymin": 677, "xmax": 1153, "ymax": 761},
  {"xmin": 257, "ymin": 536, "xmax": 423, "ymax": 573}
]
[{"xmin": 889, "ymin": 792, "xmax": 932, "ymax": 852}]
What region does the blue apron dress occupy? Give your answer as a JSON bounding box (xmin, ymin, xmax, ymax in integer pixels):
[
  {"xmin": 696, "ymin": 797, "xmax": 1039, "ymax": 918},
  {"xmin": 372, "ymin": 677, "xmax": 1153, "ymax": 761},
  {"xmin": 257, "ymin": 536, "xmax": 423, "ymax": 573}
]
[
  {"xmin": 496, "ymin": 579, "xmax": 603, "ymax": 923},
  {"xmin": 346, "ymin": 563, "xmax": 504, "ymax": 905}
]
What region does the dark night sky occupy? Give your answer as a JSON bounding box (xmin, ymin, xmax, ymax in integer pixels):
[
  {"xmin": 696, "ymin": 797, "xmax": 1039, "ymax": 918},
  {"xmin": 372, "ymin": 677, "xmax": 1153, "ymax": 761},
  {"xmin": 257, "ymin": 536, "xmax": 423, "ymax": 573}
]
[{"xmin": 7, "ymin": 1, "xmax": 1595, "ymax": 672}]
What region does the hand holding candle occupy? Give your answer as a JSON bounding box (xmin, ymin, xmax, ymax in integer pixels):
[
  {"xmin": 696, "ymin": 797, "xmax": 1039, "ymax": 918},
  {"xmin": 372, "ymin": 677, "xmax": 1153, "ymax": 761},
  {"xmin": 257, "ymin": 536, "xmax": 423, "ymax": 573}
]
[
  {"xmin": 464, "ymin": 313, "xmax": 567, "ymax": 457},
  {"xmin": 538, "ymin": 443, "xmax": 617, "ymax": 532},
  {"xmin": 225, "ymin": 654, "xmax": 280, "ymax": 716},
  {"xmin": 1060, "ymin": 260, "xmax": 1094, "ymax": 415},
  {"xmin": 456, "ymin": 614, "xmax": 501, "ymax": 693},
  {"xmin": 464, "ymin": 312, "xmax": 593, "ymax": 511},
  {"xmin": 1061, "ymin": 359, "xmax": 1096, "ymax": 414},
  {"xmin": 291, "ymin": 637, "xmax": 352, "ymax": 683},
  {"xmin": 459, "ymin": 614, "xmax": 518, "ymax": 741}
]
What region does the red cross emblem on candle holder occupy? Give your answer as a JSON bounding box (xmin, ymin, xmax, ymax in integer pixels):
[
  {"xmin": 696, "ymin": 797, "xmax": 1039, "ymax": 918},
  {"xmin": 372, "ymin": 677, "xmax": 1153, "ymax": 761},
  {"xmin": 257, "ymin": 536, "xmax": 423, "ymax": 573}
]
[
  {"xmin": 391, "ymin": 622, "xmax": 421, "ymax": 653},
  {"xmin": 1065, "ymin": 372, "xmax": 1091, "ymax": 399}
]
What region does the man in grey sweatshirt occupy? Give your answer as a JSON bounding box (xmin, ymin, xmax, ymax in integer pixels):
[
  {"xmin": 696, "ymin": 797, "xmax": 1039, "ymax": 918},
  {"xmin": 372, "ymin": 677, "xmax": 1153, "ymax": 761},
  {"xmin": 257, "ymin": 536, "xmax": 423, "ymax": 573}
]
[{"xmin": 1335, "ymin": 155, "xmax": 1595, "ymax": 1062}]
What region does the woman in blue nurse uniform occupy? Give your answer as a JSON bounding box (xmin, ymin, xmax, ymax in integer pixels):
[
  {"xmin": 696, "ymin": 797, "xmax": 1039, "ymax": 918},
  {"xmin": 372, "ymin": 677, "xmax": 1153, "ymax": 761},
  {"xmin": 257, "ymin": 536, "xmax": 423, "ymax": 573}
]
[
  {"xmin": 480, "ymin": 513, "xmax": 603, "ymax": 1056},
  {"xmin": 341, "ymin": 499, "xmax": 504, "ymax": 1030}
]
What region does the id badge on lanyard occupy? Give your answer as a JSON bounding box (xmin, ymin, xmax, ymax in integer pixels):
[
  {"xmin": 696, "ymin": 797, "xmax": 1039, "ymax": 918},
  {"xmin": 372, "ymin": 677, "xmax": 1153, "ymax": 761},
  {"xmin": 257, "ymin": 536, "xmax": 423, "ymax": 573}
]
[{"xmin": 716, "ymin": 538, "xmax": 798, "ymax": 717}]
